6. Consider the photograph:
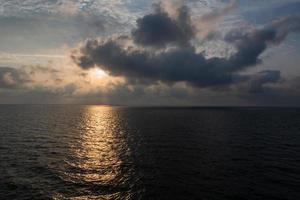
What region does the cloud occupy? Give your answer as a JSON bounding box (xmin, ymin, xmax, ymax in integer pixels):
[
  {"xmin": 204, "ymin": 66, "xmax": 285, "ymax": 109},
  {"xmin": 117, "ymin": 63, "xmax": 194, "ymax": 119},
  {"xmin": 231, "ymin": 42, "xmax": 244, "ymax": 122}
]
[
  {"xmin": 132, "ymin": 3, "xmax": 195, "ymax": 48},
  {"xmin": 243, "ymin": 1, "xmax": 300, "ymax": 24},
  {"xmin": 0, "ymin": 67, "xmax": 29, "ymax": 88},
  {"xmin": 226, "ymin": 15, "xmax": 300, "ymax": 68},
  {"xmin": 1, "ymin": 1, "xmax": 299, "ymax": 106},
  {"xmin": 72, "ymin": 39, "xmax": 235, "ymax": 87},
  {"xmin": 237, "ymin": 75, "xmax": 300, "ymax": 107},
  {"xmin": 247, "ymin": 70, "xmax": 281, "ymax": 93},
  {"xmin": 200, "ymin": 0, "xmax": 237, "ymax": 22},
  {"xmin": 196, "ymin": 0, "xmax": 237, "ymax": 39},
  {"xmin": 72, "ymin": 0, "xmax": 300, "ymax": 88},
  {"xmin": 0, "ymin": 0, "xmax": 139, "ymax": 53}
]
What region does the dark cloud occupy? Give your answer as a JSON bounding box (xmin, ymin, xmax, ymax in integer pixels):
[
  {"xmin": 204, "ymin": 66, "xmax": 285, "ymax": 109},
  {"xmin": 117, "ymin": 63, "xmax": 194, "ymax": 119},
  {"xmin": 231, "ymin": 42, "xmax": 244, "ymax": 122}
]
[
  {"xmin": 270, "ymin": 15, "xmax": 300, "ymax": 43},
  {"xmin": 132, "ymin": 3, "xmax": 194, "ymax": 48},
  {"xmin": 72, "ymin": 1, "xmax": 300, "ymax": 90},
  {"xmin": 73, "ymin": 40, "xmax": 237, "ymax": 87},
  {"xmin": 238, "ymin": 76, "xmax": 300, "ymax": 107},
  {"xmin": 248, "ymin": 70, "xmax": 281, "ymax": 93},
  {"xmin": 225, "ymin": 15, "xmax": 300, "ymax": 68}
]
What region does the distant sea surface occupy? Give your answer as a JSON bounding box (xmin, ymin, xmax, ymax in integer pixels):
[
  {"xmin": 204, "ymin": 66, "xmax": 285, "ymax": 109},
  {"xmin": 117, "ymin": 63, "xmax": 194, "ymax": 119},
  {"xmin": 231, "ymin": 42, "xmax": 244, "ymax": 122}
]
[{"xmin": 1, "ymin": 105, "xmax": 300, "ymax": 200}]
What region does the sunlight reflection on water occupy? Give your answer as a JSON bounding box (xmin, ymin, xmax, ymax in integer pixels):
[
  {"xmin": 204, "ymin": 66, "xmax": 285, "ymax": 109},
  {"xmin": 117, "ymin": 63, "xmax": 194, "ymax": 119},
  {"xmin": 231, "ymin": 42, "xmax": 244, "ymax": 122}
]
[{"xmin": 59, "ymin": 106, "xmax": 134, "ymax": 199}]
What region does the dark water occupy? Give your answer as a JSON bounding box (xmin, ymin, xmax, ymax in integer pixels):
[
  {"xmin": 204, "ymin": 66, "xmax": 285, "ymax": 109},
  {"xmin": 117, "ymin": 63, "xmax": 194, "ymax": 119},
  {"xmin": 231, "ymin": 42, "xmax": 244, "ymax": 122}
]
[{"xmin": 1, "ymin": 106, "xmax": 300, "ymax": 200}]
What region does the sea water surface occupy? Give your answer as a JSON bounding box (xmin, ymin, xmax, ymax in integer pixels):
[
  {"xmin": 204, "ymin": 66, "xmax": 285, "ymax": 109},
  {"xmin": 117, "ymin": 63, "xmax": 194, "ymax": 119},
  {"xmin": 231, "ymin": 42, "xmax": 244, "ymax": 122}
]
[{"xmin": 0, "ymin": 105, "xmax": 300, "ymax": 200}]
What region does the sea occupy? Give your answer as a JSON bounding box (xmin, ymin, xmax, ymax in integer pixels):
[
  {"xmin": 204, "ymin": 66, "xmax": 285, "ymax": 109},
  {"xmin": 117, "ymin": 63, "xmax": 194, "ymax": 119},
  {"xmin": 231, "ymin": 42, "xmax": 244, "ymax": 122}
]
[{"xmin": 0, "ymin": 105, "xmax": 300, "ymax": 200}]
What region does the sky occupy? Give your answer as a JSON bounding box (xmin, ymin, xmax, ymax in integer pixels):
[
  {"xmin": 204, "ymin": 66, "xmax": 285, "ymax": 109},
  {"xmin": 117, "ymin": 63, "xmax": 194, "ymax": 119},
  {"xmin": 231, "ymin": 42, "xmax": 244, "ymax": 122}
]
[{"xmin": 0, "ymin": 0, "xmax": 300, "ymax": 106}]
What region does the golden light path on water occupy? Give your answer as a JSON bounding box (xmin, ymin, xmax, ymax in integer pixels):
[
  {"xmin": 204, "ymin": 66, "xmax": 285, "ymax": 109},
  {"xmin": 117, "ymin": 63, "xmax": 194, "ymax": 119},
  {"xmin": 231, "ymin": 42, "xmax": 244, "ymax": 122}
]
[{"xmin": 54, "ymin": 106, "xmax": 134, "ymax": 200}]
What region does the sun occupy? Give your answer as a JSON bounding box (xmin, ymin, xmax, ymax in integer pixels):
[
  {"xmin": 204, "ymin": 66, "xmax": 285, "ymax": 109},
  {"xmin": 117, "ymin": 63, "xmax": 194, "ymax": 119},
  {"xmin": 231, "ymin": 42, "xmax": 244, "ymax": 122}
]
[{"xmin": 91, "ymin": 68, "xmax": 108, "ymax": 79}]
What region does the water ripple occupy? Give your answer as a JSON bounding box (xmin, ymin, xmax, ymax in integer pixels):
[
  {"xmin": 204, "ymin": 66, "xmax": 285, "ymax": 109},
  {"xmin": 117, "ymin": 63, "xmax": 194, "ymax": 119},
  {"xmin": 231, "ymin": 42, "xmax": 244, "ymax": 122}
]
[{"xmin": 1, "ymin": 106, "xmax": 300, "ymax": 199}]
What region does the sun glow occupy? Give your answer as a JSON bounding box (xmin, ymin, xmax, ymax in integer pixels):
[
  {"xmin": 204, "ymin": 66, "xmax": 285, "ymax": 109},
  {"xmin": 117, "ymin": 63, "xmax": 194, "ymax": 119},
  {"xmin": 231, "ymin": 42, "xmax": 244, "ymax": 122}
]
[{"xmin": 91, "ymin": 68, "xmax": 108, "ymax": 79}]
